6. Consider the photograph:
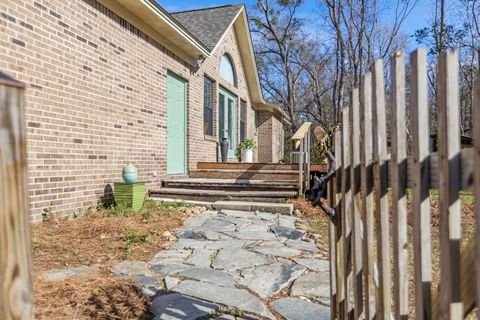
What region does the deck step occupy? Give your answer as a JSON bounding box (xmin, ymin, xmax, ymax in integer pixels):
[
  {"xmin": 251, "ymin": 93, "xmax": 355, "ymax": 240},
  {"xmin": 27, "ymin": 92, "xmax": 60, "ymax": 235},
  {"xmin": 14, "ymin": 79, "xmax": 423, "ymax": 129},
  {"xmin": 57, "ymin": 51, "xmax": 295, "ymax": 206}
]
[
  {"xmin": 189, "ymin": 169, "xmax": 298, "ymax": 181},
  {"xmin": 163, "ymin": 178, "xmax": 298, "ymax": 191},
  {"xmin": 149, "ymin": 188, "xmax": 296, "ymax": 203},
  {"xmin": 197, "ymin": 162, "xmax": 328, "ymax": 172}
]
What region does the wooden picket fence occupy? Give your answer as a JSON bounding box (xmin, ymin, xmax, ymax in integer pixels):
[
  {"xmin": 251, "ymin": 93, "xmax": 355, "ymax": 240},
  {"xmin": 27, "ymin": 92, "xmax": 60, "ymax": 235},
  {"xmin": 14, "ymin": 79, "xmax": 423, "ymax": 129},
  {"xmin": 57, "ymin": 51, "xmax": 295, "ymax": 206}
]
[{"xmin": 328, "ymin": 47, "xmax": 480, "ymax": 319}]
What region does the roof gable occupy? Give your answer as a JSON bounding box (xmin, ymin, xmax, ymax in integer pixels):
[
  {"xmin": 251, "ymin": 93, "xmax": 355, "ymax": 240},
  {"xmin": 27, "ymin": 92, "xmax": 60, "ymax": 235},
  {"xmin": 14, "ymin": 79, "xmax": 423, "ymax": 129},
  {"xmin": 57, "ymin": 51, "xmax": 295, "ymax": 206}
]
[{"xmin": 171, "ymin": 4, "xmax": 243, "ymax": 52}]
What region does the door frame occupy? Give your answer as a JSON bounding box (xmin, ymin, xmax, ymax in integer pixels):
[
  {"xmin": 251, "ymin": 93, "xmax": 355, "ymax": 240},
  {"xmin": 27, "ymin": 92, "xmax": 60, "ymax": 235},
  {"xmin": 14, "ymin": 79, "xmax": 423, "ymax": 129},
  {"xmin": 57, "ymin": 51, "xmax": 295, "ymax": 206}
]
[
  {"xmin": 218, "ymin": 86, "xmax": 237, "ymax": 160},
  {"xmin": 166, "ymin": 71, "xmax": 187, "ymax": 175}
]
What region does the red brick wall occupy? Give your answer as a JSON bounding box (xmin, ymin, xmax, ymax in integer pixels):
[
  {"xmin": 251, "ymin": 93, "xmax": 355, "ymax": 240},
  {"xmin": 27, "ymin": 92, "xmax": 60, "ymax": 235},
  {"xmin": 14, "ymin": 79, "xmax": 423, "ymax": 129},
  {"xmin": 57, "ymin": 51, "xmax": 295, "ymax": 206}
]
[{"xmin": 0, "ymin": 0, "xmax": 257, "ymax": 221}]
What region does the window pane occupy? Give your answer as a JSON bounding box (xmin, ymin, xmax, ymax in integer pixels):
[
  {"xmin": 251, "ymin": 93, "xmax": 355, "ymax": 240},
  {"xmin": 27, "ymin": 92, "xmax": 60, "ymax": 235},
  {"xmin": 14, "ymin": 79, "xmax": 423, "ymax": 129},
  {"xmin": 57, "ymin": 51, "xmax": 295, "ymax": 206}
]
[
  {"xmin": 228, "ymin": 98, "xmax": 233, "ymax": 146},
  {"xmin": 240, "ymin": 121, "xmax": 245, "ymax": 142},
  {"xmin": 219, "ymin": 94, "xmax": 225, "ymax": 139},
  {"xmin": 240, "ymin": 100, "xmax": 247, "ymax": 141},
  {"xmin": 220, "ymin": 54, "xmax": 236, "ymax": 86},
  {"xmin": 203, "ymin": 77, "xmax": 213, "ymax": 136}
]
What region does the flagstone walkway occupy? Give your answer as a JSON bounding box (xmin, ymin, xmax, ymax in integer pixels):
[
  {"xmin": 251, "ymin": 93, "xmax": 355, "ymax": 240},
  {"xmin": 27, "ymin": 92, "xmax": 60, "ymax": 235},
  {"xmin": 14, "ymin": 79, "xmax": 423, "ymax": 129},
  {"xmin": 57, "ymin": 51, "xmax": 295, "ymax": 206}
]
[{"xmin": 111, "ymin": 209, "xmax": 331, "ymax": 320}]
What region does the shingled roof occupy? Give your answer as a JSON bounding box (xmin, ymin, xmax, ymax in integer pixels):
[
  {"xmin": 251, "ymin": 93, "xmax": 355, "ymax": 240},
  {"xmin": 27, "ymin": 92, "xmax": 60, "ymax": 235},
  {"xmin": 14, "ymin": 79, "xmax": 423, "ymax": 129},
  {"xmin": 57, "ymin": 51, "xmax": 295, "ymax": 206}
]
[{"xmin": 171, "ymin": 4, "xmax": 244, "ymax": 52}]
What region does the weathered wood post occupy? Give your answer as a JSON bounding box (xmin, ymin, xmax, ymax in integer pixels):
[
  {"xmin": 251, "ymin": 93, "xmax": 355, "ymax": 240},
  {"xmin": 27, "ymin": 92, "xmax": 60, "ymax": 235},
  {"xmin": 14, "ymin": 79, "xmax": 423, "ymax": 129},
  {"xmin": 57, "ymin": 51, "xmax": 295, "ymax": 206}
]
[{"xmin": 0, "ymin": 72, "xmax": 34, "ymax": 320}]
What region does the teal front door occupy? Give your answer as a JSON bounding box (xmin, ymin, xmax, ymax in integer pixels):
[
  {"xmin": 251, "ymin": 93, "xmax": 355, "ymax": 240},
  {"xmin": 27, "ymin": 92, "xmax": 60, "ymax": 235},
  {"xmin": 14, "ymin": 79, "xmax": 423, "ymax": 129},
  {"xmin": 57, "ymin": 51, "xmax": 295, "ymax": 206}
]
[
  {"xmin": 167, "ymin": 72, "xmax": 187, "ymax": 175},
  {"xmin": 218, "ymin": 87, "xmax": 237, "ymax": 159}
]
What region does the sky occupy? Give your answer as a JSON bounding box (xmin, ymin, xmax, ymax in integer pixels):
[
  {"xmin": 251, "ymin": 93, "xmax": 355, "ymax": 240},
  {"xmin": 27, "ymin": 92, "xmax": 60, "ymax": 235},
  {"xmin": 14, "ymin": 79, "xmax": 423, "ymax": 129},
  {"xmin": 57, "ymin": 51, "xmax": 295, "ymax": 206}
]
[{"xmin": 158, "ymin": 0, "xmax": 432, "ymax": 48}]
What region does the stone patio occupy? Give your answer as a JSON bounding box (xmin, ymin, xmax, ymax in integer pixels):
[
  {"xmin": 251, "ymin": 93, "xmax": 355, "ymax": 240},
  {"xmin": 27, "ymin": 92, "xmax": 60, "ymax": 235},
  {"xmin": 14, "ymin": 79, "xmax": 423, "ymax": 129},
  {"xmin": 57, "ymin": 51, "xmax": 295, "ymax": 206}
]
[{"xmin": 109, "ymin": 209, "xmax": 331, "ymax": 320}]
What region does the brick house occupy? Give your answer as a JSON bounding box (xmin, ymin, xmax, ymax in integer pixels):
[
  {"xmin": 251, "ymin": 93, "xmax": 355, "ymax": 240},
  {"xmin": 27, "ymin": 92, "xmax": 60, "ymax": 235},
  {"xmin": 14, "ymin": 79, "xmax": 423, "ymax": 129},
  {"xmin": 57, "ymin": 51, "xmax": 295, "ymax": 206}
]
[{"xmin": 0, "ymin": 0, "xmax": 287, "ymax": 221}]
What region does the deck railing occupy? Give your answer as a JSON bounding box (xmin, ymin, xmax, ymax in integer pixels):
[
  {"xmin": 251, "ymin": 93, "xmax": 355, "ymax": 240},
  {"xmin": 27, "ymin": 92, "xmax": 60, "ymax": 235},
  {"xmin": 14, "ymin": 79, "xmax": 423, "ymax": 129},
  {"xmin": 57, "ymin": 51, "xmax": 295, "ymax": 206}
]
[
  {"xmin": 328, "ymin": 47, "xmax": 480, "ymax": 319},
  {"xmin": 291, "ymin": 122, "xmax": 312, "ymax": 194}
]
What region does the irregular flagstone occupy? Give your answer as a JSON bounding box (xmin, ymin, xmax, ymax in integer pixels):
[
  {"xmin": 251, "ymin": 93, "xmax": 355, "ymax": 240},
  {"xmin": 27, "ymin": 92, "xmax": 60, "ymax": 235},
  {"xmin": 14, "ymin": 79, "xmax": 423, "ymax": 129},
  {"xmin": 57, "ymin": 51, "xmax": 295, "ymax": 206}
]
[
  {"xmin": 111, "ymin": 261, "xmax": 153, "ymax": 277},
  {"xmin": 235, "ymin": 223, "xmax": 270, "ymax": 233},
  {"xmin": 220, "ymin": 209, "xmax": 262, "ymax": 220},
  {"xmin": 204, "ymin": 239, "xmax": 249, "ymax": 250},
  {"xmin": 176, "ymin": 230, "xmax": 205, "ymax": 240},
  {"xmin": 236, "ymin": 263, "xmax": 305, "ymax": 299},
  {"xmin": 255, "ymin": 211, "xmax": 278, "ymax": 221},
  {"xmin": 179, "ymin": 267, "xmax": 236, "ymax": 287},
  {"xmin": 172, "ymin": 280, "xmax": 275, "ymax": 319},
  {"xmin": 212, "ymin": 248, "xmax": 274, "ymax": 271},
  {"xmin": 270, "ymin": 225, "xmax": 304, "ymax": 240},
  {"xmin": 278, "ymin": 215, "xmax": 297, "ymax": 229},
  {"xmin": 151, "ymin": 249, "xmax": 191, "ymax": 265},
  {"xmin": 114, "ymin": 274, "xmax": 164, "ymax": 297},
  {"xmin": 253, "ymin": 241, "xmax": 302, "ymax": 258},
  {"xmin": 227, "ymin": 229, "xmax": 277, "ymax": 241},
  {"xmin": 42, "ymin": 265, "xmax": 97, "ymax": 281},
  {"xmin": 185, "ymin": 248, "xmax": 216, "ymax": 267},
  {"xmin": 151, "ymin": 263, "xmax": 192, "ymax": 275},
  {"xmin": 175, "ymin": 238, "xmax": 213, "ymax": 250},
  {"xmin": 270, "ymin": 297, "xmax": 330, "ymax": 320},
  {"xmin": 164, "ymin": 275, "xmax": 181, "ymax": 290},
  {"xmin": 290, "ymin": 271, "xmax": 330, "ymax": 299},
  {"xmin": 284, "ymin": 239, "xmax": 319, "ymax": 253},
  {"xmin": 293, "ymin": 258, "xmax": 329, "ymax": 272},
  {"xmin": 151, "ymin": 293, "xmax": 219, "ymax": 320},
  {"xmin": 199, "ymin": 217, "xmax": 236, "ymax": 232}
]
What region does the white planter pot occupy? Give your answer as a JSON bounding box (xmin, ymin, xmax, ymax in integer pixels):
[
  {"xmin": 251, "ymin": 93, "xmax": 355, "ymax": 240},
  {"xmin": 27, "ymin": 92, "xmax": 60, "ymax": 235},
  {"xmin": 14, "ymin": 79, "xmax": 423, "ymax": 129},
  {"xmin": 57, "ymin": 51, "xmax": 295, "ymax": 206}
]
[{"xmin": 244, "ymin": 149, "xmax": 253, "ymax": 163}]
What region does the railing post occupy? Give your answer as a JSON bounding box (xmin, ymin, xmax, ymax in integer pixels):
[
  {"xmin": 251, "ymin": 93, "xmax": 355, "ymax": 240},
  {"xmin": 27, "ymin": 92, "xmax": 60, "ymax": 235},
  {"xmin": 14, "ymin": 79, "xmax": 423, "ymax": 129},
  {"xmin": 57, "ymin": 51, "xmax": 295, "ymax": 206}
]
[
  {"xmin": 474, "ymin": 78, "xmax": 480, "ymax": 320},
  {"xmin": 299, "ymin": 137, "xmax": 304, "ymax": 195},
  {"xmin": 306, "ymin": 130, "xmax": 310, "ymax": 191},
  {"xmin": 0, "ymin": 75, "xmax": 34, "ymax": 320}
]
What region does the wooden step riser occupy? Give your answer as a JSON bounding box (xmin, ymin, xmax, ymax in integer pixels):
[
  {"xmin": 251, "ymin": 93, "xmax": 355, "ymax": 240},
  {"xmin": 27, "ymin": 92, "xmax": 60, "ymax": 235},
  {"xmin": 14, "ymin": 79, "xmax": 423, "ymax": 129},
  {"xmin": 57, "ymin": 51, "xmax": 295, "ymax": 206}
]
[
  {"xmin": 149, "ymin": 193, "xmax": 287, "ymax": 203},
  {"xmin": 190, "ymin": 171, "xmax": 299, "ymax": 181},
  {"xmin": 196, "ymin": 162, "xmax": 328, "ymax": 172},
  {"xmin": 162, "ymin": 182, "xmax": 298, "ymax": 191},
  {"xmin": 197, "ymin": 162, "xmax": 301, "ymax": 170}
]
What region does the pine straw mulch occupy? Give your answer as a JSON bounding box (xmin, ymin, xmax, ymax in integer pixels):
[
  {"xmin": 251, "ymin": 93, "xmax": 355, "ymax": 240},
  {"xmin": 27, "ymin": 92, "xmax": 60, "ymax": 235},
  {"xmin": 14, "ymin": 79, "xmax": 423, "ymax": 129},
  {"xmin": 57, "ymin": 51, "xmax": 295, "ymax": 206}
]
[
  {"xmin": 32, "ymin": 200, "xmax": 193, "ymax": 320},
  {"xmin": 34, "ymin": 276, "xmax": 151, "ymax": 320}
]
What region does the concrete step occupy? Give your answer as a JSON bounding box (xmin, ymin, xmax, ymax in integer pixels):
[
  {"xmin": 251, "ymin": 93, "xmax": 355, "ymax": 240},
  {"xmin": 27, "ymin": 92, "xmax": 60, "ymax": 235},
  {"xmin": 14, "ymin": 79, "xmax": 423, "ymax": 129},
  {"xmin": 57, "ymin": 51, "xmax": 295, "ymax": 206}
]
[
  {"xmin": 163, "ymin": 178, "xmax": 299, "ymax": 191},
  {"xmin": 189, "ymin": 169, "xmax": 298, "ymax": 181},
  {"xmin": 149, "ymin": 188, "xmax": 296, "ymax": 203},
  {"xmin": 212, "ymin": 201, "xmax": 293, "ymax": 215}
]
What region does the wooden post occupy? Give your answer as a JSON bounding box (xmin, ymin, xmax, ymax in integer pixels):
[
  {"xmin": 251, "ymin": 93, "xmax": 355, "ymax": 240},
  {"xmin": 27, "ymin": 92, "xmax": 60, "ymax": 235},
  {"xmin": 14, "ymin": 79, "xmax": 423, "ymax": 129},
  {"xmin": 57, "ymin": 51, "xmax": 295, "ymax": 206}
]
[
  {"xmin": 335, "ymin": 130, "xmax": 346, "ymax": 319},
  {"xmin": 474, "ymin": 78, "xmax": 480, "ymax": 320},
  {"xmin": 299, "ymin": 136, "xmax": 304, "ymax": 195},
  {"xmin": 410, "ymin": 47, "xmax": 432, "ymax": 319},
  {"xmin": 390, "ymin": 50, "xmax": 409, "ymax": 319},
  {"xmin": 372, "ymin": 59, "xmax": 392, "ymax": 318},
  {"xmin": 360, "ymin": 72, "xmax": 376, "ymax": 320},
  {"xmin": 0, "ymin": 74, "xmax": 34, "ymax": 319},
  {"xmin": 437, "ymin": 49, "xmax": 463, "ymax": 319},
  {"xmin": 350, "ymin": 88, "xmax": 363, "ymax": 318},
  {"xmin": 341, "ymin": 106, "xmax": 353, "ymax": 317}
]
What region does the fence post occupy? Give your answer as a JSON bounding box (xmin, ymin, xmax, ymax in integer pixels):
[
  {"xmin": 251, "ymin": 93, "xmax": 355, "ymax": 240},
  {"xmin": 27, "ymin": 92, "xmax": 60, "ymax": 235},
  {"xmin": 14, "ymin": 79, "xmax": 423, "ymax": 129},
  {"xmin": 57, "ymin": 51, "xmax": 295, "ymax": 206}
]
[
  {"xmin": 474, "ymin": 78, "xmax": 480, "ymax": 320},
  {"xmin": 390, "ymin": 50, "xmax": 409, "ymax": 319},
  {"xmin": 360, "ymin": 72, "xmax": 376, "ymax": 320},
  {"xmin": 349, "ymin": 88, "xmax": 363, "ymax": 318},
  {"xmin": 0, "ymin": 75, "xmax": 33, "ymax": 320},
  {"xmin": 341, "ymin": 106, "xmax": 353, "ymax": 317},
  {"xmin": 335, "ymin": 129, "xmax": 345, "ymax": 319},
  {"xmin": 410, "ymin": 47, "xmax": 432, "ymax": 319},
  {"xmin": 372, "ymin": 59, "xmax": 392, "ymax": 318},
  {"xmin": 437, "ymin": 49, "xmax": 463, "ymax": 319}
]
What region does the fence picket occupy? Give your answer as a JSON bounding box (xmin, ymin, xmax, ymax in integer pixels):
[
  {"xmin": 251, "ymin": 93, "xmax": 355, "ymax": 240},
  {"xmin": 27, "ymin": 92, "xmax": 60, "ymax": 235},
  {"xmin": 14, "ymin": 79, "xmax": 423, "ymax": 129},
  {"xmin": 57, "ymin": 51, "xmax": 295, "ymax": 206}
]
[
  {"xmin": 360, "ymin": 72, "xmax": 376, "ymax": 320},
  {"xmin": 372, "ymin": 59, "xmax": 392, "ymax": 318},
  {"xmin": 350, "ymin": 88, "xmax": 363, "ymax": 318},
  {"xmin": 473, "ymin": 78, "xmax": 480, "ymax": 320},
  {"xmin": 335, "ymin": 129, "xmax": 346, "ymax": 319},
  {"xmin": 410, "ymin": 47, "xmax": 432, "ymax": 319},
  {"xmin": 390, "ymin": 50, "xmax": 409, "ymax": 319},
  {"xmin": 342, "ymin": 106, "xmax": 353, "ymax": 317},
  {"xmin": 437, "ymin": 50, "xmax": 463, "ymax": 319}
]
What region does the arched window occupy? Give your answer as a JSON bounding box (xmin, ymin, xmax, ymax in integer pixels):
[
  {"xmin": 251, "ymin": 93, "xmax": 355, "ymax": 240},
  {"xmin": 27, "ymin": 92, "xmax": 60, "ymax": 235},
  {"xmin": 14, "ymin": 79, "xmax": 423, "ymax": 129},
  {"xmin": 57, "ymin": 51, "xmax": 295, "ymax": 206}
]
[{"xmin": 220, "ymin": 54, "xmax": 236, "ymax": 86}]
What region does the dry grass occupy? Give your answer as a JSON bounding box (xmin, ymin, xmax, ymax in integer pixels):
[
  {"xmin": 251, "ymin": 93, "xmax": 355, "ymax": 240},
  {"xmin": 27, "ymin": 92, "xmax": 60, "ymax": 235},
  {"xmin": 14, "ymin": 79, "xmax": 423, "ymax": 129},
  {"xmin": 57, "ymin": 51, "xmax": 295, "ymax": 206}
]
[{"xmin": 32, "ymin": 200, "xmax": 192, "ymax": 320}]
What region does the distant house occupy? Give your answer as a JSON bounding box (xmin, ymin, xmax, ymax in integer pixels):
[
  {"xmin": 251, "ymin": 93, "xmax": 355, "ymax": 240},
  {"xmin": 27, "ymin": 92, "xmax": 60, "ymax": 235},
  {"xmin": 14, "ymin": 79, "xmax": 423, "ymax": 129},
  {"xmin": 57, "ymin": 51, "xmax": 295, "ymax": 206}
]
[{"xmin": 0, "ymin": 0, "xmax": 287, "ymax": 221}]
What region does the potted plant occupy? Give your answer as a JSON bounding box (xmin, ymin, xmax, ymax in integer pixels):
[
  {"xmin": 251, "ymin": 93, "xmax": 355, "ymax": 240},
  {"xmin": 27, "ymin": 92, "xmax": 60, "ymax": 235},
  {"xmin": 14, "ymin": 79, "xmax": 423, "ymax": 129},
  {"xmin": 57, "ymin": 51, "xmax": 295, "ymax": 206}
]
[{"xmin": 240, "ymin": 139, "xmax": 256, "ymax": 163}]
